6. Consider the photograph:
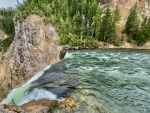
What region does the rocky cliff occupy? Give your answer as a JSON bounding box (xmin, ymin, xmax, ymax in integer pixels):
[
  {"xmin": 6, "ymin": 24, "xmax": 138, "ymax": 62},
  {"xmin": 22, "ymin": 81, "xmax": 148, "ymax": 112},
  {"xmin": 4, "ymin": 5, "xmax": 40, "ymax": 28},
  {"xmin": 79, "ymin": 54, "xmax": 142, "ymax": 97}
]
[
  {"xmin": 0, "ymin": 14, "xmax": 63, "ymax": 99},
  {"xmin": 111, "ymin": 0, "xmax": 150, "ymax": 27}
]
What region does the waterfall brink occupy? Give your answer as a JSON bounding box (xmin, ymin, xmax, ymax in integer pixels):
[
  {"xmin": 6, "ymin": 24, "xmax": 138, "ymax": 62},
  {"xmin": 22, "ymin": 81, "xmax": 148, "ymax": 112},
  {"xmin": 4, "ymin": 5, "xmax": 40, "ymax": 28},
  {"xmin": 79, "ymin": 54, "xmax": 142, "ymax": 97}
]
[
  {"xmin": 64, "ymin": 52, "xmax": 73, "ymax": 58},
  {"xmin": 1, "ymin": 50, "xmax": 150, "ymax": 113},
  {"xmin": 0, "ymin": 65, "xmax": 57, "ymax": 106},
  {"xmin": 0, "ymin": 56, "xmax": 76, "ymax": 106}
]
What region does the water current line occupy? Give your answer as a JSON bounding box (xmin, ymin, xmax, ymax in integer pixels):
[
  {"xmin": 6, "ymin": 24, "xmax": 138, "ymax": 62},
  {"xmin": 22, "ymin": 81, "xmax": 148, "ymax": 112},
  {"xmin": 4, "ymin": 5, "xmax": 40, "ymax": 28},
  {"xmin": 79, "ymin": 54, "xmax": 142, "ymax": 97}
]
[{"xmin": 103, "ymin": 55, "xmax": 112, "ymax": 67}]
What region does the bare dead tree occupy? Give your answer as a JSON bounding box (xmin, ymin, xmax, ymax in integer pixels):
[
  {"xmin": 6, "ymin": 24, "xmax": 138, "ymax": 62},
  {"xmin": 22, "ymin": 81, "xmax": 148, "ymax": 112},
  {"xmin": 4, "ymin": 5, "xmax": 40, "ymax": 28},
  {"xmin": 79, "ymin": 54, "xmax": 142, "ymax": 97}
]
[{"xmin": 16, "ymin": 0, "xmax": 21, "ymax": 6}]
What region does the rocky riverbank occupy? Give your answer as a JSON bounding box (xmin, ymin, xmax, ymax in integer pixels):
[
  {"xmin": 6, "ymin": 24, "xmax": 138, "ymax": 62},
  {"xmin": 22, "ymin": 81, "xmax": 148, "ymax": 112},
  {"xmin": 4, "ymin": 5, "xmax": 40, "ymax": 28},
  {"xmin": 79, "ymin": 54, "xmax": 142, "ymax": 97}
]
[
  {"xmin": 0, "ymin": 96, "xmax": 79, "ymax": 113},
  {"xmin": 62, "ymin": 40, "xmax": 150, "ymax": 51}
]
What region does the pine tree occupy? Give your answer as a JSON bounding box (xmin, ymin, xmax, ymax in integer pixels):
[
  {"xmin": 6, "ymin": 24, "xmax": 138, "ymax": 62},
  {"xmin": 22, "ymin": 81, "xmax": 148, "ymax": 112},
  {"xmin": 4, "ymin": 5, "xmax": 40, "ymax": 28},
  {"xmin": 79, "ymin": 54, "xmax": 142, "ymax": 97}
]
[
  {"xmin": 13, "ymin": 0, "xmax": 122, "ymax": 47},
  {"xmin": 54, "ymin": 0, "xmax": 61, "ymax": 14},
  {"xmin": 91, "ymin": 5, "xmax": 102, "ymax": 39},
  {"xmin": 0, "ymin": 8, "xmax": 16, "ymax": 36},
  {"xmin": 110, "ymin": 5, "xmax": 121, "ymax": 43},
  {"xmin": 136, "ymin": 17, "xmax": 150, "ymax": 45},
  {"xmin": 100, "ymin": 5, "xmax": 112, "ymax": 42},
  {"xmin": 125, "ymin": 3, "xmax": 140, "ymax": 39},
  {"xmin": 88, "ymin": 1, "xmax": 97, "ymax": 25}
]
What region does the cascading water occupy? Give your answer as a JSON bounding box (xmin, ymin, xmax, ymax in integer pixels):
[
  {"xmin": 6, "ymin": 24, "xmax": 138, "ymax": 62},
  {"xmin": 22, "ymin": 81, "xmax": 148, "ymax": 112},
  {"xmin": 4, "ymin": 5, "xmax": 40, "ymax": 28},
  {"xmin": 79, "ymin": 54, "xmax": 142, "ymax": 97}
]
[{"xmin": 1, "ymin": 50, "xmax": 150, "ymax": 113}]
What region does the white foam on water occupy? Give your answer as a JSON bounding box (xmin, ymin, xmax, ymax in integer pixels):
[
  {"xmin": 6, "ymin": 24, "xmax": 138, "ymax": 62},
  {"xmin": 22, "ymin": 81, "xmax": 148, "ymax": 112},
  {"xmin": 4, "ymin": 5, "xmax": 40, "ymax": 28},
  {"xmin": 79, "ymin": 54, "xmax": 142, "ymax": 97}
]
[
  {"xmin": 64, "ymin": 52, "xmax": 73, "ymax": 58},
  {"xmin": 98, "ymin": 55, "xmax": 110, "ymax": 61},
  {"xmin": 0, "ymin": 65, "xmax": 52, "ymax": 105},
  {"xmin": 0, "ymin": 84, "xmax": 30, "ymax": 105},
  {"xmin": 18, "ymin": 88, "xmax": 65, "ymax": 106},
  {"xmin": 123, "ymin": 56, "xmax": 129, "ymax": 59}
]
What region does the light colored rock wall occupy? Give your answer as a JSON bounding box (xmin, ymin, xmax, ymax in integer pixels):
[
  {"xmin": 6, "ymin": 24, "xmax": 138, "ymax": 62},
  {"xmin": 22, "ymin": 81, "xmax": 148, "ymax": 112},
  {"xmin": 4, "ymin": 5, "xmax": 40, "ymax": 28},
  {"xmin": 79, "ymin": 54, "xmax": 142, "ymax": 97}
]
[
  {"xmin": 139, "ymin": 0, "xmax": 150, "ymax": 18},
  {"xmin": 110, "ymin": 0, "xmax": 150, "ymax": 27},
  {"xmin": 0, "ymin": 15, "xmax": 62, "ymax": 98}
]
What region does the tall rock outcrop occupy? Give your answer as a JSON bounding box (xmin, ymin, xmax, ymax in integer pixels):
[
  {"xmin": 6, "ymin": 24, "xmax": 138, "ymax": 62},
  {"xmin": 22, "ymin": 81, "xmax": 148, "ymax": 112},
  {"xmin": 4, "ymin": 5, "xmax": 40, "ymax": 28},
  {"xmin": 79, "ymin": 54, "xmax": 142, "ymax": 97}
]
[{"xmin": 0, "ymin": 15, "xmax": 62, "ymax": 99}]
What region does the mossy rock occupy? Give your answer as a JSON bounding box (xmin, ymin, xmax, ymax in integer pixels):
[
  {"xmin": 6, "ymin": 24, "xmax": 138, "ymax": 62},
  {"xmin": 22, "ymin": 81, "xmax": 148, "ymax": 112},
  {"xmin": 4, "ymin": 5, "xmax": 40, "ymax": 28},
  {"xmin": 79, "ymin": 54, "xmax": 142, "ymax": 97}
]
[{"xmin": 49, "ymin": 101, "xmax": 58, "ymax": 110}]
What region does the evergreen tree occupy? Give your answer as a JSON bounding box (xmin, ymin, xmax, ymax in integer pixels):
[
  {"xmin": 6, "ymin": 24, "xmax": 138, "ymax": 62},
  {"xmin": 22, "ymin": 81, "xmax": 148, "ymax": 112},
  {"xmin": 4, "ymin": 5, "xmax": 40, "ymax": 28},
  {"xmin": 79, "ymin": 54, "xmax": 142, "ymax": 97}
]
[
  {"xmin": 110, "ymin": 5, "xmax": 121, "ymax": 43},
  {"xmin": 125, "ymin": 3, "xmax": 140, "ymax": 39},
  {"xmin": 88, "ymin": 1, "xmax": 97, "ymax": 25},
  {"xmin": 14, "ymin": 0, "xmax": 122, "ymax": 48},
  {"xmin": 100, "ymin": 5, "xmax": 112, "ymax": 42},
  {"xmin": 0, "ymin": 8, "xmax": 16, "ymax": 36},
  {"xmin": 136, "ymin": 17, "xmax": 150, "ymax": 45},
  {"xmin": 91, "ymin": 5, "xmax": 102, "ymax": 39}
]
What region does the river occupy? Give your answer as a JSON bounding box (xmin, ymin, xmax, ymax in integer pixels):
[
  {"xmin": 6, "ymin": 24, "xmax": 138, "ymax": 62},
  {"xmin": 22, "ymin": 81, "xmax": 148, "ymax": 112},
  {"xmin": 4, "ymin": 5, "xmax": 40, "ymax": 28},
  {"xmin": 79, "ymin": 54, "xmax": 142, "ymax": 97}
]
[{"xmin": 1, "ymin": 50, "xmax": 150, "ymax": 113}]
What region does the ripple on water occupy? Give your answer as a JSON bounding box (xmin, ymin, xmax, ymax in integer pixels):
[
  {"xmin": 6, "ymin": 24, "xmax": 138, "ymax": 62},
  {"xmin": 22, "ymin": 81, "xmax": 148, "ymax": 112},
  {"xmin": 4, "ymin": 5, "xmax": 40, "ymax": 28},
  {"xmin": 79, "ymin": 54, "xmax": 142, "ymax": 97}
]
[
  {"xmin": 2, "ymin": 50, "xmax": 150, "ymax": 113},
  {"xmin": 61, "ymin": 50, "xmax": 150, "ymax": 113}
]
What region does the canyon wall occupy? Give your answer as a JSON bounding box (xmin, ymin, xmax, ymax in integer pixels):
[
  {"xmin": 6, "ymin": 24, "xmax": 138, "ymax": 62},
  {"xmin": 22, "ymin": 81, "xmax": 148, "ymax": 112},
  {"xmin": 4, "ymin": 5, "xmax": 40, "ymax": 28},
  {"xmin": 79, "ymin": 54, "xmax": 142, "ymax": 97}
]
[
  {"xmin": 111, "ymin": 0, "xmax": 150, "ymax": 27},
  {"xmin": 0, "ymin": 15, "xmax": 62, "ymax": 99}
]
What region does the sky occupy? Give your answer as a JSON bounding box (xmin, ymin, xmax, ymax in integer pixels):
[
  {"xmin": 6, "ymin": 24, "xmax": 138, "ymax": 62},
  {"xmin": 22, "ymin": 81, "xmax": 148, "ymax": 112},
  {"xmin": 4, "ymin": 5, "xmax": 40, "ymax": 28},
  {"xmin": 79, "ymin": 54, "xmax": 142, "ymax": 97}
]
[{"xmin": 0, "ymin": 0, "xmax": 23, "ymax": 8}]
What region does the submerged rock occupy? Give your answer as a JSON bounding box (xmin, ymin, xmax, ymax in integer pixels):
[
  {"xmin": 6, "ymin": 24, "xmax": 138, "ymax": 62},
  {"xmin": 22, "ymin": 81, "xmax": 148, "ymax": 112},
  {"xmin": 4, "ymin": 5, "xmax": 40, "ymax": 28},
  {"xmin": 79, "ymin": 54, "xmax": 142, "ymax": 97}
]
[{"xmin": 59, "ymin": 50, "xmax": 67, "ymax": 59}]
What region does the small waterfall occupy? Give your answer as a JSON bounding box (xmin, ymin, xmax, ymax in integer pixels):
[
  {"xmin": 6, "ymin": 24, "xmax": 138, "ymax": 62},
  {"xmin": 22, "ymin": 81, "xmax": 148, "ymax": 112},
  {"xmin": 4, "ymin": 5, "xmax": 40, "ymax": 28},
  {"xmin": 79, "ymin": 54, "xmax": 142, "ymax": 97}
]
[
  {"xmin": 0, "ymin": 65, "xmax": 57, "ymax": 106},
  {"xmin": 64, "ymin": 52, "xmax": 73, "ymax": 58}
]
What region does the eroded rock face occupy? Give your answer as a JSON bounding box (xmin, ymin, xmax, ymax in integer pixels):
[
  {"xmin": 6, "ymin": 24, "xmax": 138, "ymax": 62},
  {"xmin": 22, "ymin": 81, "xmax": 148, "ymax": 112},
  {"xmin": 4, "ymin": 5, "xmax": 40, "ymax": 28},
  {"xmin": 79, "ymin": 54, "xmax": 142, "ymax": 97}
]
[
  {"xmin": 139, "ymin": 0, "xmax": 150, "ymax": 18},
  {"xmin": 110, "ymin": 0, "xmax": 150, "ymax": 27},
  {"xmin": 0, "ymin": 14, "xmax": 62, "ymax": 98}
]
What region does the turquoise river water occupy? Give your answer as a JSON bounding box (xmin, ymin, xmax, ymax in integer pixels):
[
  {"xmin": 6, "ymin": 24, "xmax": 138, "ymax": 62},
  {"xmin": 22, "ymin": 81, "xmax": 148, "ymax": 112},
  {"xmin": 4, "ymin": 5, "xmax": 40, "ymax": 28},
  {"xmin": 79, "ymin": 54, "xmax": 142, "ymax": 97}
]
[{"xmin": 1, "ymin": 50, "xmax": 150, "ymax": 113}]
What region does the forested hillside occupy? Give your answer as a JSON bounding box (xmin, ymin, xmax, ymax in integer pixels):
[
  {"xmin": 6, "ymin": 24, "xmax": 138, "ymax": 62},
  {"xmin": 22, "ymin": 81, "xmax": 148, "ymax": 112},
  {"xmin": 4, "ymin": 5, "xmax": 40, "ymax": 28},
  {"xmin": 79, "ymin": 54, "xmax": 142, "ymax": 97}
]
[
  {"xmin": 0, "ymin": 0, "xmax": 150, "ymax": 47},
  {"xmin": 0, "ymin": 8, "xmax": 15, "ymax": 55},
  {"xmin": 14, "ymin": 0, "xmax": 121, "ymax": 47},
  {"xmin": 125, "ymin": 3, "xmax": 150, "ymax": 46},
  {"xmin": 0, "ymin": 8, "xmax": 15, "ymax": 36}
]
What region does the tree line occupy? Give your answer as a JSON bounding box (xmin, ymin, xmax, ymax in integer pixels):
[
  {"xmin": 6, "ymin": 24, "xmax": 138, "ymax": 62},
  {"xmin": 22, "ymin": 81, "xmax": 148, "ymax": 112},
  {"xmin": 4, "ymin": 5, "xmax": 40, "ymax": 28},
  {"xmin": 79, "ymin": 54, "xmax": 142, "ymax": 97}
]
[
  {"xmin": 0, "ymin": 1, "xmax": 150, "ymax": 47},
  {"xmin": 0, "ymin": 8, "xmax": 15, "ymax": 56},
  {"xmin": 0, "ymin": 7, "xmax": 16, "ymax": 37},
  {"xmin": 15, "ymin": 0, "xmax": 121, "ymax": 47},
  {"xmin": 125, "ymin": 3, "xmax": 150, "ymax": 46}
]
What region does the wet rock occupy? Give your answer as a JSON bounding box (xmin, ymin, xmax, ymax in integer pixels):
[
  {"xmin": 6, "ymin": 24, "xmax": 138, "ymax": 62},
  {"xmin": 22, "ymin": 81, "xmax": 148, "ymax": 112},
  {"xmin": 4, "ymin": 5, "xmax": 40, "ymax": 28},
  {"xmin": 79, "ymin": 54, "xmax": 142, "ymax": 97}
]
[{"xmin": 59, "ymin": 50, "xmax": 67, "ymax": 59}]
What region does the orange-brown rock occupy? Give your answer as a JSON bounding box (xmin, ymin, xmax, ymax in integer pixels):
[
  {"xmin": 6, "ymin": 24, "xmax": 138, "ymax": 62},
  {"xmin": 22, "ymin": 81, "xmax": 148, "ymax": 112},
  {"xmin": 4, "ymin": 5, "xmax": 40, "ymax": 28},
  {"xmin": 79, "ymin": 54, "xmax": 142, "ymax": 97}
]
[{"xmin": 21, "ymin": 99, "xmax": 58, "ymax": 113}]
